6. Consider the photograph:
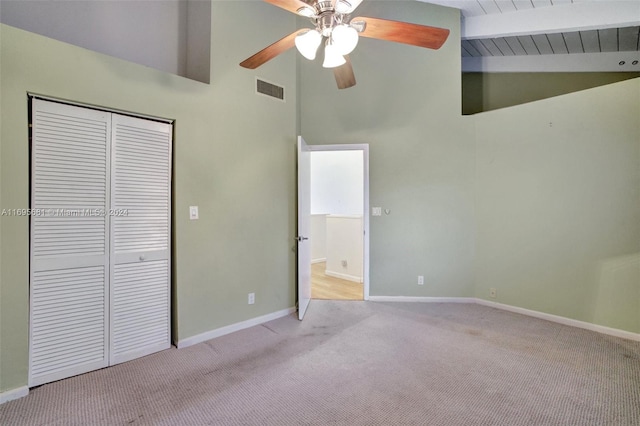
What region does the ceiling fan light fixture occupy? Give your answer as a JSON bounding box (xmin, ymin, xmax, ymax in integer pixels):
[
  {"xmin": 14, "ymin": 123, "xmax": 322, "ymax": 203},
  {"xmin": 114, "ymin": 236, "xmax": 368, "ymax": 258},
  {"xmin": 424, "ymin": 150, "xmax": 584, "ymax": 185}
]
[
  {"xmin": 331, "ymin": 24, "xmax": 359, "ymax": 55},
  {"xmin": 295, "ymin": 29, "xmax": 322, "ymax": 60},
  {"xmin": 334, "ymin": 0, "xmax": 351, "ymax": 14},
  {"xmin": 322, "ymin": 41, "xmax": 346, "ymax": 68},
  {"xmin": 335, "ymin": 0, "xmax": 363, "ymax": 14},
  {"xmin": 296, "ymin": 6, "xmax": 316, "ymax": 17}
]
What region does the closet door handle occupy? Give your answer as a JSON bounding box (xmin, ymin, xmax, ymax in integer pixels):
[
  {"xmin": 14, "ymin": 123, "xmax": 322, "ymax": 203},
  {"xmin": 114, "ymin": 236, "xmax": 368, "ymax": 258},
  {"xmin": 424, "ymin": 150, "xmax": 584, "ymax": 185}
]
[{"xmin": 139, "ymin": 255, "xmax": 146, "ymax": 262}]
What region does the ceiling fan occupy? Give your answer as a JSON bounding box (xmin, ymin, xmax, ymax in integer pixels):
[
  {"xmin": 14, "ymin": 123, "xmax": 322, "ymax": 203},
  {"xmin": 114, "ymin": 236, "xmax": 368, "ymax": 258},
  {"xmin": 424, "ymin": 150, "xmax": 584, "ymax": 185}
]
[{"xmin": 240, "ymin": 0, "xmax": 450, "ymax": 89}]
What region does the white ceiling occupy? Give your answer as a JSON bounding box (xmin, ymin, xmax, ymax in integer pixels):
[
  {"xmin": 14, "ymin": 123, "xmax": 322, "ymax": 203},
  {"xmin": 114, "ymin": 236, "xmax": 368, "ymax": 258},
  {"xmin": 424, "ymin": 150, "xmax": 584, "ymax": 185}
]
[{"xmin": 420, "ymin": 0, "xmax": 640, "ymax": 72}]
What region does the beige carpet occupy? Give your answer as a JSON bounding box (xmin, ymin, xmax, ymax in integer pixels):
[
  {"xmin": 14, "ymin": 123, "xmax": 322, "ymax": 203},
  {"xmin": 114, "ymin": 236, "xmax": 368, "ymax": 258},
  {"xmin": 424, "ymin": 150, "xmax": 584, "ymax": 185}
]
[{"xmin": 1, "ymin": 301, "xmax": 639, "ymax": 425}]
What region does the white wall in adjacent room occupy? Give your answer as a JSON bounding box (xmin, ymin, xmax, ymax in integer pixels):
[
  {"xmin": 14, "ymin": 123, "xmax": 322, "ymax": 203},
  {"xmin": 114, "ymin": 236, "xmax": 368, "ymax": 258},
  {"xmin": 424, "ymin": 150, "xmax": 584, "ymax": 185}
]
[
  {"xmin": 310, "ymin": 151, "xmax": 363, "ymax": 215},
  {"xmin": 310, "ymin": 214, "xmax": 327, "ymax": 262},
  {"xmin": 325, "ymin": 215, "xmax": 364, "ymax": 282}
]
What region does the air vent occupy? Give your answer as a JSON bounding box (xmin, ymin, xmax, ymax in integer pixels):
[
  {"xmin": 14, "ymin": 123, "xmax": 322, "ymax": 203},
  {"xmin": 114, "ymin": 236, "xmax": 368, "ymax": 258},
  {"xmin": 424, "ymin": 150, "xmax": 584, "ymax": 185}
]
[{"xmin": 256, "ymin": 78, "xmax": 285, "ymax": 101}]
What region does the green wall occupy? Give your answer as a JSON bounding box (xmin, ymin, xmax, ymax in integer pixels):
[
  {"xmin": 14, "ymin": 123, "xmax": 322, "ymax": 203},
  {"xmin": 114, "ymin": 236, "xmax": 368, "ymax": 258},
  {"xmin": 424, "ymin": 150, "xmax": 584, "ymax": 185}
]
[
  {"xmin": 0, "ymin": 2, "xmax": 298, "ymax": 392},
  {"xmin": 463, "ymin": 72, "xmax": 640, "ymax": 114},
  {"xmin": 299, "ymin": 2, "xmax": 639, "ymax": 330},
  {"xmin": 300, "ymin": 1, "xmax": 476, "ymax": 298},
  {"xmin": 475, "ymin": 78, "xmax": 640, "ymax": 332}
]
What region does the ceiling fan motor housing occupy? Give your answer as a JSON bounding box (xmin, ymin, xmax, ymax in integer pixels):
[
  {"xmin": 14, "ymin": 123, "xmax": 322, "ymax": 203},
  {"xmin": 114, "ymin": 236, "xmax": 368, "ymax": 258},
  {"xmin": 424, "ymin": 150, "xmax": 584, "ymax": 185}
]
[
  {"xmin": 304, "ymin": 0, "xmax": 359, "ymax": 38},
  {"xmin": 318, "ymin": 14, "xmax": 337, "ymax": 37},
  {"xmin": 315, "ymin": 1, "xmax": 335, "ymax": 14}
]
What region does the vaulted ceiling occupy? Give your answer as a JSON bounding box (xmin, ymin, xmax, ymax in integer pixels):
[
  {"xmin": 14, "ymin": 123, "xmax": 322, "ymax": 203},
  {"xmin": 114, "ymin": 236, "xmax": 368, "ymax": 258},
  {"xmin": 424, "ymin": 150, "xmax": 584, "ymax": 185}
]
[{"xmin": 421, "ymin": 0, "xmax": 640, "ymax": 72}]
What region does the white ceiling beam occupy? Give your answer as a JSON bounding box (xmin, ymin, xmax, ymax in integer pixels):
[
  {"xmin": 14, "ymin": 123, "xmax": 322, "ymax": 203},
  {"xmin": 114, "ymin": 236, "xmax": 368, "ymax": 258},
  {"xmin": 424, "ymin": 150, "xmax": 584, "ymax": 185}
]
[
  {"xmin": 462, "ymin": 1, "xmax": 640, "ymax": 39},
  {"xmin": 462, "ymin": 51, "xmax": 640, "ymax": 72}
]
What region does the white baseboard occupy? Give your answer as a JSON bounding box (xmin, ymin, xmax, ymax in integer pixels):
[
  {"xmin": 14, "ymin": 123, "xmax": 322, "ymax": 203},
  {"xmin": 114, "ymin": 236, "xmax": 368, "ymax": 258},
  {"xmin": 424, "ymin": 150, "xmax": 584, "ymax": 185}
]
[
  {"xmin": 325, "ymin": 270, "xmax": 363, "ymax": 283},
  {"xmin": 311, "ymin": 258, "xmax": 326, "ymax": 264},
  {"xmin": 368, "ymin": 295, "xmax": 640, "ymax": 342},
  {"xmin": 475, "ymin": 299, "xmax": 640, "ymax": 342},
  {"xmin": 0, "ymin": 386, "xmax": 29, "ymax": 405},
  {"xmin": 176, "ymin": 307, "xmax": 296, "ymax": 349},
  {"xmin": 369, "ymin": 296, "xmax": 476, "ymax": 303}
]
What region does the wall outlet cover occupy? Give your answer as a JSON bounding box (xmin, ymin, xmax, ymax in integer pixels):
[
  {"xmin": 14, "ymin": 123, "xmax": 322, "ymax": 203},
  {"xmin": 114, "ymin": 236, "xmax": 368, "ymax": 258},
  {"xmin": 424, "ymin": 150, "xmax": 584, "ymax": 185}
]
[{"xmin": 189, "ymin": 206, "xmax": 199, "ymax": 220}]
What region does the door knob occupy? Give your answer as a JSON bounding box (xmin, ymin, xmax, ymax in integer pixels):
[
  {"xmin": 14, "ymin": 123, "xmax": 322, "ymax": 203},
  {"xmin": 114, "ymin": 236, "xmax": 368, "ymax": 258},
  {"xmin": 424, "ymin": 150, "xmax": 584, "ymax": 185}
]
[
  {"xmin": 139, "ymin": 255, "xmax": 146, "ymax": 261},
  {"xmin": 295, "ymin": 236, "xmax": 309, "ymax": 242}
]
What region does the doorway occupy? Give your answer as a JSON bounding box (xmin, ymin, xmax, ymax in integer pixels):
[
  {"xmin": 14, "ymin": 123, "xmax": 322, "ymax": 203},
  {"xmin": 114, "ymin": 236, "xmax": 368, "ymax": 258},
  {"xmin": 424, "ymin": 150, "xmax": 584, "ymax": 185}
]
[{"xmin": 308, "ymin": 145, "xmax": 369, "ymax": 301}]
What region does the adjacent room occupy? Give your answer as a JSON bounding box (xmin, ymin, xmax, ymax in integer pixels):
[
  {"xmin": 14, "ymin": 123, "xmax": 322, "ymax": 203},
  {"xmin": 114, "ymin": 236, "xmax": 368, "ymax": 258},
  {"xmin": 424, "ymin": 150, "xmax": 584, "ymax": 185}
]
[
  {"xmin": 310, "ymin": 149, "xmax": 365, "ymax": 301},
  {"xmin": 1, "ymin": 0, "xmax": 638, "ymax": 424}
]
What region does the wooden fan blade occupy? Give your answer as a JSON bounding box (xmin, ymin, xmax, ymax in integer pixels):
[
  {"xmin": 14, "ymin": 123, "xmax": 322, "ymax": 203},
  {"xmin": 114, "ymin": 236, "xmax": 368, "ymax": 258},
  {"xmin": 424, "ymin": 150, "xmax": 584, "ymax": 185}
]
[
  {"xmin": 240, "ymin": 30, "xmax": 304, "ymax": 69},
  {"xmin": 265, "ymin": 0, "xmax": 314, "ymax": 15},
  {"xmin": 333, "ymin": 56, "xmax": 356, "ymax": 89},
  {"xmin": 352, "ymin": 16, "xmax": 450, "ymax": 50}
]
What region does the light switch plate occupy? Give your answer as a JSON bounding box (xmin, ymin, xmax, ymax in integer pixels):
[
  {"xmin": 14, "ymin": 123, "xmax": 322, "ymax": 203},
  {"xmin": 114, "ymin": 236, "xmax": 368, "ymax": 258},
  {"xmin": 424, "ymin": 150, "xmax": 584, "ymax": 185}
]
[
  {"xmin": 189, "ymin": 206, "xmax": 199, "ymax": 220},
  {"xmin": 372, "ymin": 207, "xmax": 382, "ymax": 216}
]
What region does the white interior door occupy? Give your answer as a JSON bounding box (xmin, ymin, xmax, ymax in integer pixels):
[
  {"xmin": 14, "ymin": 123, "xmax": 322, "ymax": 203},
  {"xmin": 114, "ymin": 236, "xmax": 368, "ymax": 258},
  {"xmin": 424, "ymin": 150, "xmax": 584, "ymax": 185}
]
[
  {"xmin": 110, "ymin": 114, "xmax": 172, "ymax": 364},
  {"xmin": 297, "ymin": 136, "xmax": 312, "ymax": 320},
  {"xmin": 29, "ymin": 99, "xmax": 111, "ymax": 386}
]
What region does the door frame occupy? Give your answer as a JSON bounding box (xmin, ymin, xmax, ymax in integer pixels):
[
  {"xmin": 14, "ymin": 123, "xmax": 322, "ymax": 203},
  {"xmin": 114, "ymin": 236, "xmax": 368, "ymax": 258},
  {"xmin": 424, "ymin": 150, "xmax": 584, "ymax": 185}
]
[{"xmin": 307, "ymin": 143, "xmax": 370, "ymax": 300}]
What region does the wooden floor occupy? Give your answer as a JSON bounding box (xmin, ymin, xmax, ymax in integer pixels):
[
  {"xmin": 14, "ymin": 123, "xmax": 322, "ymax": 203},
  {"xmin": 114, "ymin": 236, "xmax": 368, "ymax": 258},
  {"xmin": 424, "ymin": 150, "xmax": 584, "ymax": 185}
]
[{"xmin": 311, "ymin": 262, "xmax": 363, "ymax": 300}]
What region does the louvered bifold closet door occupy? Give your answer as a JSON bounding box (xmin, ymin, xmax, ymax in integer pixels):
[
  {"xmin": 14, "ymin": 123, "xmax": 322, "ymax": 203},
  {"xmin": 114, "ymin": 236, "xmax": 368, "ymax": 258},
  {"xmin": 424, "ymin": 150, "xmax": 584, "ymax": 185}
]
[
  {"xmin": 29, "ymin": 99, "xmax": 110, "ymax": 387},
  {"xmin": 110, "ymin": 114, "xmax": 172, "ymax": 364}
]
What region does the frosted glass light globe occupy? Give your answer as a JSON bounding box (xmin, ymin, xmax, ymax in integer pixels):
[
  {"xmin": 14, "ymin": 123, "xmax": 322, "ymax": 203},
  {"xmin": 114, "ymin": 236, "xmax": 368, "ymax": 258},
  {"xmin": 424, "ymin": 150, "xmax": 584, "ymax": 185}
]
[
  {"xmin": 322, "ymin": 43, "xmax": 346, "ymax": 68},
  {"xmin": 295, "ymin": 29, "xmax": 322, "ymax": 60},
  {"xmin": 331, "ymin": 25, "xmax": 359, "ymax": 55}
]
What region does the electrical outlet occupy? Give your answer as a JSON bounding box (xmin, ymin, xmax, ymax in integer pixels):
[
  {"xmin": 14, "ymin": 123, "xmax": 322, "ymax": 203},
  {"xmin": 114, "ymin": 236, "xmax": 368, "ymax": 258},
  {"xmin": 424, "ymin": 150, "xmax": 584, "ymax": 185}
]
[
  {"xmin": 341, "ymin": 260, "xmax": 348, "ymax": 268},
  {"xmin": 248, "ymin": 293, "xmax": 255, "ymax": 305},
  {"xmin": 418, "ymin": 275, "xmax": 424, "ymax": 285},
  {"xmin": 489, "ymin": 288, "xmax": 497, "ymax": 299}
]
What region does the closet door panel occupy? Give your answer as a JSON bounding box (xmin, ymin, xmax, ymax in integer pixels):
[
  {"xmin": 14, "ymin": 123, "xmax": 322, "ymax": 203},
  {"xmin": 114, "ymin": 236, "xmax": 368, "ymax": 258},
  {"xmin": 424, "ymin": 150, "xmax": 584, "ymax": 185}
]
[
  {"xmin": 29, "ymin": 99, "xmax": 110, "ymax": 386},
  {"xmin": 30, "ymin": 266, "xmax": 107, "ymax": 383},
  {"xmin": 112, "ymin": 260, "xmax": 170, "ymax": 360},
  {"xmin": 110, "ymin": 114, "xmax": 172, "ymax": 364}
]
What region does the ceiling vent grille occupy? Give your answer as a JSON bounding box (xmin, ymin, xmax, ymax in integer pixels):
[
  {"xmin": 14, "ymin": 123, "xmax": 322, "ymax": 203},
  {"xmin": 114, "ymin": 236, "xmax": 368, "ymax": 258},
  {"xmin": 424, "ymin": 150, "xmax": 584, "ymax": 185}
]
[{"xmin": 256, "ymin": 78, "xmax": 285, "ymax": 101}]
